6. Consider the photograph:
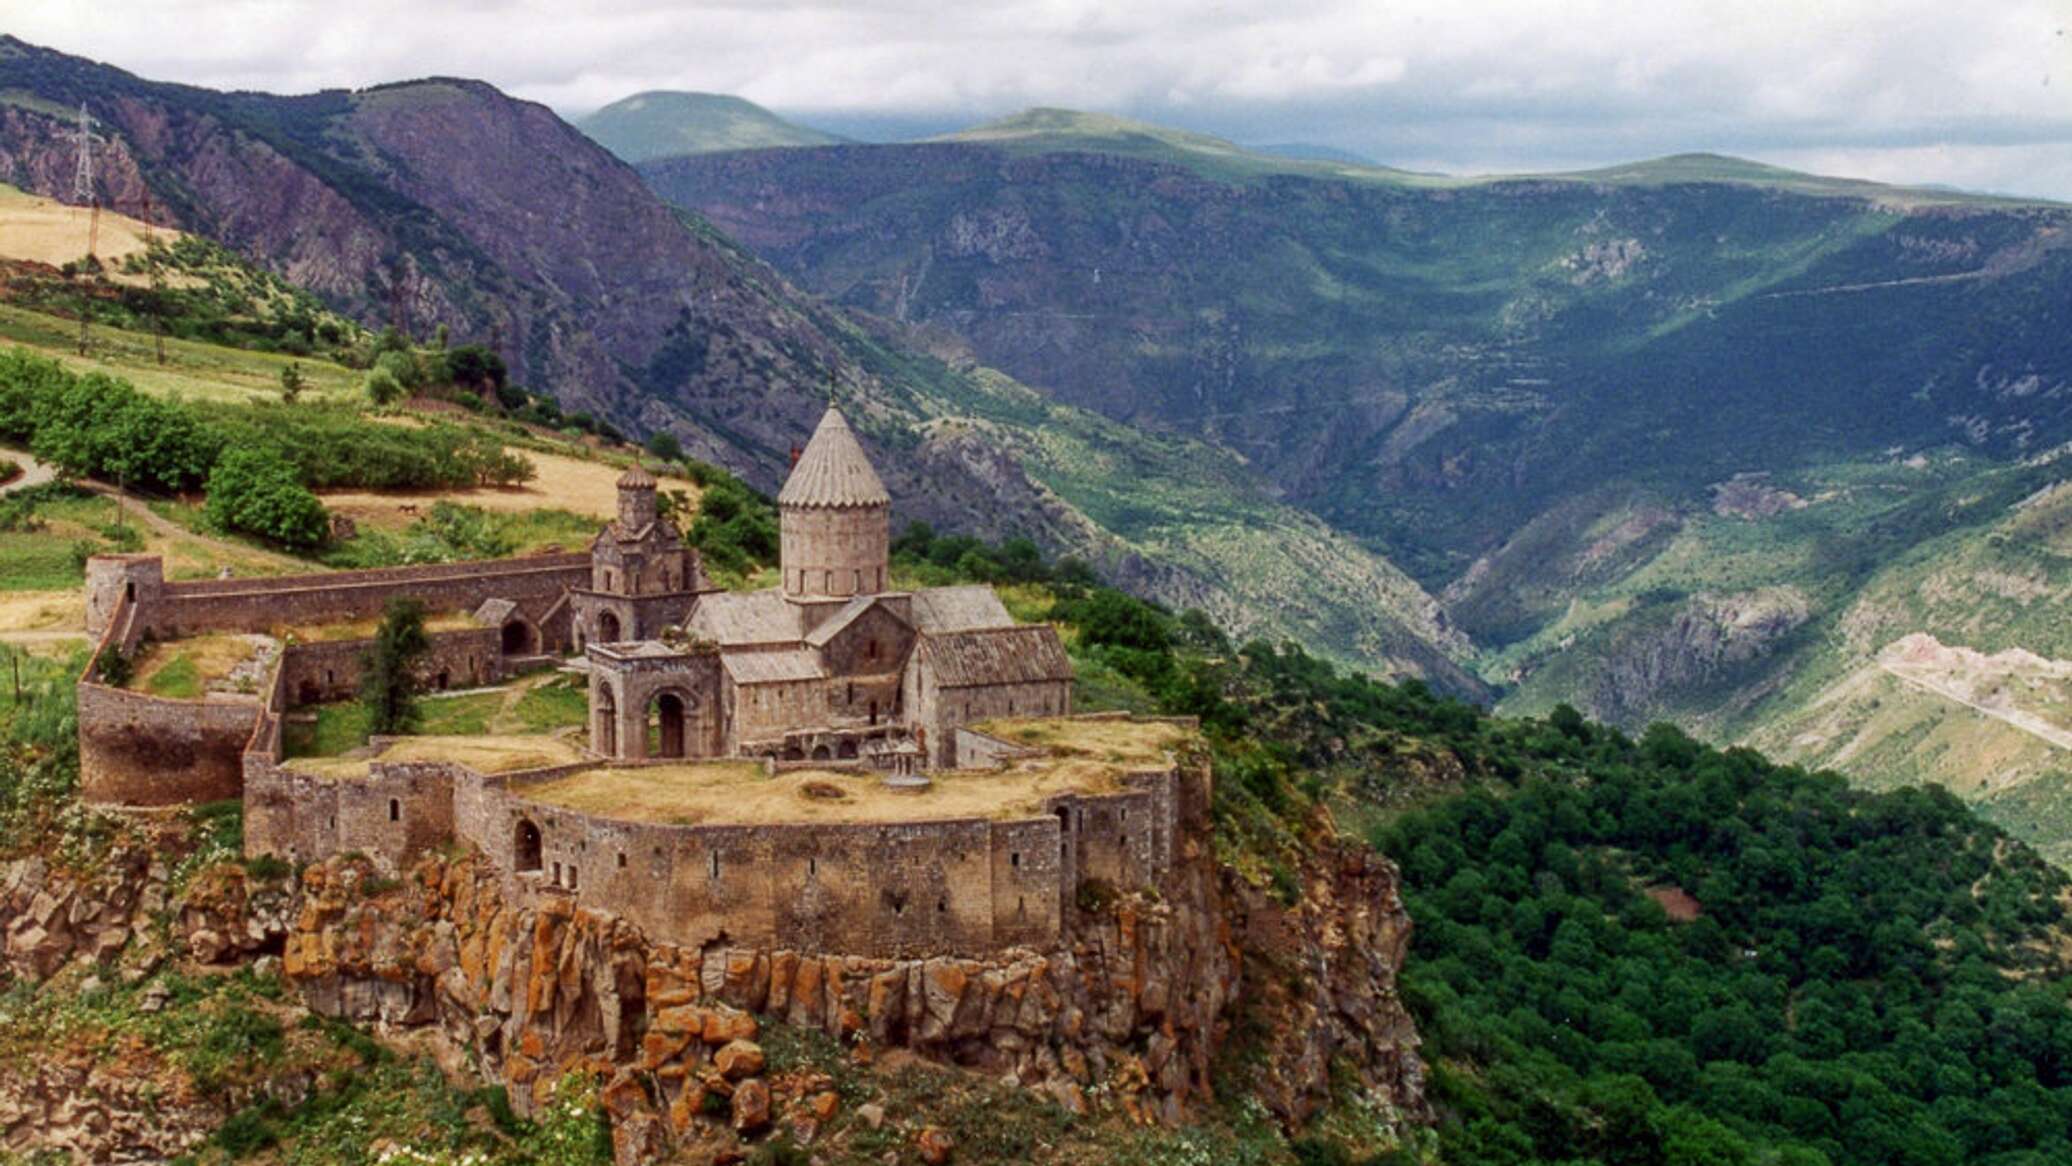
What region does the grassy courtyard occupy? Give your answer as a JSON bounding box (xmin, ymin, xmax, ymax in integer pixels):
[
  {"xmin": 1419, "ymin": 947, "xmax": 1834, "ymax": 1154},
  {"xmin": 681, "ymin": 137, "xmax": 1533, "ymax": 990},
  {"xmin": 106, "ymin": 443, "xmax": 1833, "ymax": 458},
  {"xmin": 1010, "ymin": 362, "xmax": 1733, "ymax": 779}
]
[{"xmin": 283, "ymin": 672, "xmax": 589, "ymax": 759}]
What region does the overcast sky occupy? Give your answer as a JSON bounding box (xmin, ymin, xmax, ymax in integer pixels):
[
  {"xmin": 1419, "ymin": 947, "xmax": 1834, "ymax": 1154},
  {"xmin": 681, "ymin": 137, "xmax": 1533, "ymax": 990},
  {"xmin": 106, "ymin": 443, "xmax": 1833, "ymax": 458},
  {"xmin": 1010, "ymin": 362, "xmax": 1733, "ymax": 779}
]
[{"xmin": 10, "ymin": 0, "xmax": 2072, "ymax": 199}]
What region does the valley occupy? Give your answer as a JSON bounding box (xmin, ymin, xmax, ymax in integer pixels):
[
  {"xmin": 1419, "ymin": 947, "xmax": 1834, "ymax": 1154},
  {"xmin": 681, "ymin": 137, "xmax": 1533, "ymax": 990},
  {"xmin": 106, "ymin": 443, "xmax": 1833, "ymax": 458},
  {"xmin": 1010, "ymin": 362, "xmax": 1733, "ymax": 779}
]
[{"xmin": 635, "ymin": 112, "xmax": 2072, "ymax": 860}]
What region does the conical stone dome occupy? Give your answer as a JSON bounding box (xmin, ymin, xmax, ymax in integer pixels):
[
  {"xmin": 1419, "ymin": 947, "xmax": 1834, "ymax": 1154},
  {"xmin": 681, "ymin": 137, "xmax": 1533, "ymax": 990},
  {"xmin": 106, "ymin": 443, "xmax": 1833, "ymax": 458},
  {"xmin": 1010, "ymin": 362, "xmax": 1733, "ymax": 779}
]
[
  {"xmin": 778, "ymin": 408, "xmax": 890, "ymax": 509},
  {"xmin": 778, "ymin": 407, "xmax": 891, "ymax": 600}
]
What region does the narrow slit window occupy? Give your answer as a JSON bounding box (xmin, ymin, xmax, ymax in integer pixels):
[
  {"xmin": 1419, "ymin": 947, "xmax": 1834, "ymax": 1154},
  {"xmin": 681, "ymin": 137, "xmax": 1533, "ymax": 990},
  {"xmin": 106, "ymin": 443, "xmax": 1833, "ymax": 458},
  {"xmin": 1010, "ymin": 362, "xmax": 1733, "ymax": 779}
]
[
  {"xmin": 388, "ymin": 798, "xmax": 400, "ymax": 822},
  {"xmin": 710, "ymin": 852, "xmax": 720, "ymax": 880}
]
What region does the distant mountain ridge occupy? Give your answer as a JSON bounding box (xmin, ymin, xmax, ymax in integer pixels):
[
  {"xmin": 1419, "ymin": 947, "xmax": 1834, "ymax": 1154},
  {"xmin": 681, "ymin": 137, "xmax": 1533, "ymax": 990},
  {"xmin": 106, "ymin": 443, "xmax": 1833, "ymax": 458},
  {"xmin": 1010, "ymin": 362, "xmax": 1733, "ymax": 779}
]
[
  {"xmin": 577, "ymin": 90, "xmax": 844, "ymax": 162},
  {"xmin": 0, "ymin": 39, "xmax": 1482, "ymax": 693},
  {"xmin": 637, "ymin": 106, "xmax": 2072, "ymax": 803}
]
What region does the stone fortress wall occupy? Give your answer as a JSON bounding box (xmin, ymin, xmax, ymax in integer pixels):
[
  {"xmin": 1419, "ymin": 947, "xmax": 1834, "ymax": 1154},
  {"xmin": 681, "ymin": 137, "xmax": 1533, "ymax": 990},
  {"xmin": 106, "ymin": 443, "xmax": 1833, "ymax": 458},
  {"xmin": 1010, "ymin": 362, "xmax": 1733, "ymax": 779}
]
[
  {"xmin": 77, "ymin": 551, "xmax": 589, "ymax": 806},
  {"xmin": 242, "ymin": 730, "xmax": 1190, "ymax": 959},
  {"xmin": 85, "ymin": 552, "xmax": 590, "ymax": 646}
]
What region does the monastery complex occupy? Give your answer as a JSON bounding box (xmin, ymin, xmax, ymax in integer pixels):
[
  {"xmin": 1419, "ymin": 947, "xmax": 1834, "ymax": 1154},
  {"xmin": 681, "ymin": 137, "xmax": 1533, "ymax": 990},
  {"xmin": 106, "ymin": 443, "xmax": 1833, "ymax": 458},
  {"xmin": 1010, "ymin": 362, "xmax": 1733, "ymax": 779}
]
[{"xmin": 73, "ymin": 408, "xmax": 1201, "ymax": 958}]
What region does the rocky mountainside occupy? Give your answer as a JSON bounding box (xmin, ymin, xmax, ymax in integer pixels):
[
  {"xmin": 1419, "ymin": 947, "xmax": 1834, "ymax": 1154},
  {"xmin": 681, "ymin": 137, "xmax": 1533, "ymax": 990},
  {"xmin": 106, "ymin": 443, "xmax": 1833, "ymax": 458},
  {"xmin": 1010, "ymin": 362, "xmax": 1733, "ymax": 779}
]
[
  {"xmin": 578, "ymin": 91, "xmax": 845, "ymax": 163},
  {"xmin": 640, "ymin": 111, "xmax": 2072, "ymax": 779},
  {"xmin": 641, "ymin": 124, "xmax": 2072, "ymax": 586},
  {"xmin": 0, "ymin": 38, "xmax": 1477, "ymax": 688}
]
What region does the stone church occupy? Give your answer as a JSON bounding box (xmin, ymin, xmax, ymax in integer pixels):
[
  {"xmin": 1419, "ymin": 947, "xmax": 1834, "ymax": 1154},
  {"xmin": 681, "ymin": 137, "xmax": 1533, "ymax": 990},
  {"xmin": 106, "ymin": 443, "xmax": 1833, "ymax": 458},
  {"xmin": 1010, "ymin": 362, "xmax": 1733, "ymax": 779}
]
[{"xmin": 583, "ymin": 407, "xmax": 1073, "ymax": 769}]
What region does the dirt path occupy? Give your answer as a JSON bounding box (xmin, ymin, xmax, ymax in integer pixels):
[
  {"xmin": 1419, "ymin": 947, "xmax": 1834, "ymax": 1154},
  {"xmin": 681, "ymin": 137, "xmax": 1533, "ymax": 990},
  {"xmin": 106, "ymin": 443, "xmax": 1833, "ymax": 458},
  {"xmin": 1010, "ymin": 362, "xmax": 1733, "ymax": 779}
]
[
  {"xmin": 0, "ymin": 451, "xmax": 55, "ymax": 496},
  {"xmin": 1877, "ymin": 660, "xmax": 2072, "ymax": 753},
  {"xmin": 71, "ymin": 480, "xmax": 308, "ymax": 574}
]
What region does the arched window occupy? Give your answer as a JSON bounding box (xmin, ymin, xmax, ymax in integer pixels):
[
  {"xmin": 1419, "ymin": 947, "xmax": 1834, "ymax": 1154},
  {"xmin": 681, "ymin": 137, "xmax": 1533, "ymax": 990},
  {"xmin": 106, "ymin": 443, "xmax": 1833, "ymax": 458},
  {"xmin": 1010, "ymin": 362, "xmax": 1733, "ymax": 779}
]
[
  {"xmin": 514, "ymin": 820, "xmax": 542, "ymax": 873},
  {"xmin": 388, "ymin": 798, "xmax": 400, "ymax": 822}
]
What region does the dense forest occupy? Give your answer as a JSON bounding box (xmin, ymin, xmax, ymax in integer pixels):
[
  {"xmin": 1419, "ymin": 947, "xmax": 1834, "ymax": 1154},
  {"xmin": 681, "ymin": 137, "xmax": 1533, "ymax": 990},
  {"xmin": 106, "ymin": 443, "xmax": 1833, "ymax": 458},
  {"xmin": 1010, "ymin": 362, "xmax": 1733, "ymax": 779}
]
[{"xmin": 890, "ymin": 524, "xmax": 2072, "ymax": 1166}]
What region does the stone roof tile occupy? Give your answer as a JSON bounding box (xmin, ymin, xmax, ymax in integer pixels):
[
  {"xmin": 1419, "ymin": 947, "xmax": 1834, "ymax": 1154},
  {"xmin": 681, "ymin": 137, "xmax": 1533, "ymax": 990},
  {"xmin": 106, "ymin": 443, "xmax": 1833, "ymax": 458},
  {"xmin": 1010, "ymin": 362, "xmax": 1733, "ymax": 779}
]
[
  {"xmin": 777, "ymin": 408, "xmax": 890, "ymax": 509},
  {"xmin": 917, "ymin": 625, "xmax": 1073, "ymax": 687}
]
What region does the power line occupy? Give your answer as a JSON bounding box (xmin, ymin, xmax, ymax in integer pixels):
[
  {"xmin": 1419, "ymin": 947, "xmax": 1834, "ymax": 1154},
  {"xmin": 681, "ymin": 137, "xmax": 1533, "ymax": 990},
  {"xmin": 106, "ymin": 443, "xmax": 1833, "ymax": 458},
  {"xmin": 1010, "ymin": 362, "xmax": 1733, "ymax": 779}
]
[{"xmin": 67, "ymin": 103, "xmax": 103, "ymax": 356}]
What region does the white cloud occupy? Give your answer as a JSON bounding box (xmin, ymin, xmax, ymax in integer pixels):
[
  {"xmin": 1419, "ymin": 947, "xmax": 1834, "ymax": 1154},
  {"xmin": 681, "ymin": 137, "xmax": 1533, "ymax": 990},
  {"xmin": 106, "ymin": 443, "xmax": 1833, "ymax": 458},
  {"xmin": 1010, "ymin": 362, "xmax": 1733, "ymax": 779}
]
[{"xmin": 5, "ymin": 0, "xmax": 2070, "ymax": 198}]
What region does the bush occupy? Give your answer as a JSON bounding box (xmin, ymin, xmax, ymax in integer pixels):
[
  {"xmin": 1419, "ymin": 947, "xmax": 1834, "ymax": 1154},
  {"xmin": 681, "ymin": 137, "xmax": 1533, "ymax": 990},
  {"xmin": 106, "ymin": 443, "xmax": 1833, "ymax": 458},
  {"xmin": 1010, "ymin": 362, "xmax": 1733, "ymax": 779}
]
[
  {"xmin": 204, "ymin": 446, "xmax": 331, "ymax": 548},
  {"xmin": 364, "ymin": 367, "xmax": 405, "ymax": 407}
]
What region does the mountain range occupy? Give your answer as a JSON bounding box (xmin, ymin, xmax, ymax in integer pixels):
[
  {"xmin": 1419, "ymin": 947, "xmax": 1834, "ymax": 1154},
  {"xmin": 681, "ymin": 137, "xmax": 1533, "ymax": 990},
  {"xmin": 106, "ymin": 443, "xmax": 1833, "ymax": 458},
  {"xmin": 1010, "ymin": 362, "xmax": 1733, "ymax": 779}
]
[
  {"xmin": 630, "ymin": 105, "xmax": 2072, "ymax": 839},
  {"xmin": 576, "ymin": 91, "xmax": 845, "ymax": 162}
]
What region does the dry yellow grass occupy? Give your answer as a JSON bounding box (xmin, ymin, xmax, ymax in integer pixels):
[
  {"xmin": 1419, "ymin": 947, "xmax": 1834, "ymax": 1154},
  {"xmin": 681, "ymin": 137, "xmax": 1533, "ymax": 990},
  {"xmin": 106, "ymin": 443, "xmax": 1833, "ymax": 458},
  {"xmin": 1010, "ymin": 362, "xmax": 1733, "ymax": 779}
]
[
  {"xmin": 972, "ymin": 716, "xmax": 1190, "ymax": 764},
  {"xmin": 0, "ymin": 183, "xmax": 187, "ymax": 271},
  {"xmin": 0, "ymin": 591, "xmax": 82, "ymax": 634},
  {"xmin": 318, "ymin": 447, "xmax": 700, "ymax": 532},
  {"xmin": 521, "ymin": 755, "xmax": 1129, "ymax": 826},
  {"xmin": 280, "ymin": 611, "xmax": 480, "ymax": 642},
  {"xmin": 284, "ymin": 734, "xmax": 587, "ymax": 781}
]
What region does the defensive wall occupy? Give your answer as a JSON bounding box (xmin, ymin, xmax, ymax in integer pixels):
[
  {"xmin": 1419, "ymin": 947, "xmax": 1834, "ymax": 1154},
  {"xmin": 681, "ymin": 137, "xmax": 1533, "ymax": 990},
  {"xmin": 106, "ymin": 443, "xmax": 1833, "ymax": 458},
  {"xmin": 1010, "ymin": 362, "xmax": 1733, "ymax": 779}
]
[
  {"xmin": 85, "ymin": 553, "xmax": 589, "ymax": 648},
  {"xmin": 241, "ymin": 715, "xmax": 1199, "ymax": 959},
  {"xmin": 80, "ymin": 581, "xmax": 539, "ymax": 806}
]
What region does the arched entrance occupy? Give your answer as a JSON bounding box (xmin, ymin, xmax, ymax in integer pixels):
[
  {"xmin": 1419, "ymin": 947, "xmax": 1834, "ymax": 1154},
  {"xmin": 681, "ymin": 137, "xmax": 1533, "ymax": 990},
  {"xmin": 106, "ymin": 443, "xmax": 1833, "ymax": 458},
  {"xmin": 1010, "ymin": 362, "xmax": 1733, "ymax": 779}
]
[
  {"xmin": 514, "ymin": 819, "xmax": 542, "ymax": 873},
  {"xmin": 597, "ymin": 612, "xmax": 622, "ymax": 643},
  {"xmin": 594, "ymin": 686, "xmax": 617, "ymax": 755},
  {"xmin": 649, "ymin": 691, "xmax": 688, "ymax": 758},
  {"xmin": 811, "ymin": 744, "xmax": 832, "ymax": 762},
  {"xmin": 837, "ymin": 739, "xmax": 858, "ymax": 760},
  {"xmin": 501, "ymin": 620, "xmax": 535, "ymax": 656}
]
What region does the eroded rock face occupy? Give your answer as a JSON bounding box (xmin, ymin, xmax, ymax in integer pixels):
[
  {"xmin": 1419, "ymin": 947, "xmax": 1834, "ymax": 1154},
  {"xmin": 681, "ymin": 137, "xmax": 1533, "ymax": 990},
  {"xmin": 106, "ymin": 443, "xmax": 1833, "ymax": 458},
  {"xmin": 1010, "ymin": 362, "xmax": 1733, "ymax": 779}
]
[
  {"xmin": 1, "ymin": 846, "xmax": 166, "ymax": 983},
  {"xmin": 1588, "ymin": 588, "xmax": 1813, "ymax": 727}
]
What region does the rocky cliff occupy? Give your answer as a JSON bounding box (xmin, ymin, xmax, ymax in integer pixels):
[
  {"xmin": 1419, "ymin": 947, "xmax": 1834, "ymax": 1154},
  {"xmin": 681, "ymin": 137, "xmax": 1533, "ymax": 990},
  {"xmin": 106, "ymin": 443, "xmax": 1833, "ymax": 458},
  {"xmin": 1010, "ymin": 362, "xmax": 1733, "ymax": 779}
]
[{"xmin": 0, "ymin": 775, "xmax": 1425, "ymax": 1162}]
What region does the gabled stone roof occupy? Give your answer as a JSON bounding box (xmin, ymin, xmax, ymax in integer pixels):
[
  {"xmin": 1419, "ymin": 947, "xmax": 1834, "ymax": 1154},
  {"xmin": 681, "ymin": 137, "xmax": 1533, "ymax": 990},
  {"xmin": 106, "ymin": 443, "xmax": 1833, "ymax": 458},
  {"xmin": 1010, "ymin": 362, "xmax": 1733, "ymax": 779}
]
[
  {"xmin": 722, "ymin": 649, "xmax": 826, "ymax": 685},
  {"xmin": 803, "ymin": 595, "xmax": 910, "ymax": 648},
  {"xmin": 777, "ymin": 408, "xmax": 891, "ymax": 509},
  {"xmin": 472, "ymin": 598, "xmax": 517, "ymax": 627},
  {"xmin": 916, "ymin": 625, "xmax": 1073, "ymax": 687},
  {"xmin": 685, "ymin": 590, "xmax": 804, "ymax": 646},
  {"xmin": 909, "ymin": 585, "xmax": 1016, "ymax": 633}
]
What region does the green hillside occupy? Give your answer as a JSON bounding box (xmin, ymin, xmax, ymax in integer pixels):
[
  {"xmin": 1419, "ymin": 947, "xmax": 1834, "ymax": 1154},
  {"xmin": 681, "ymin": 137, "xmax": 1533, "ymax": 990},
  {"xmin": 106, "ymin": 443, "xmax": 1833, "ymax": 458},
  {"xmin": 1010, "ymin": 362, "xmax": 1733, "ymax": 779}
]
[{"xmin": 577, "ymin": 90, "xmax": 845, "ymax": 162}]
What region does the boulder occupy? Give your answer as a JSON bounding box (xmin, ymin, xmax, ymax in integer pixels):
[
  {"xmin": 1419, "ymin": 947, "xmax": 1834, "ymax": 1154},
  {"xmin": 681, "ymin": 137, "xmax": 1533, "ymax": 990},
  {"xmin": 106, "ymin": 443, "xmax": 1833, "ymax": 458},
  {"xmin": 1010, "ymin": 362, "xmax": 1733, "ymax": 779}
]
[
  {"xmin": 712, "ymin": 1039, "xmax": 764, "ymax": 1080},
  {"xmin": 729, "ymin": 1077, "xmax": 770, "ymax": 1133}
]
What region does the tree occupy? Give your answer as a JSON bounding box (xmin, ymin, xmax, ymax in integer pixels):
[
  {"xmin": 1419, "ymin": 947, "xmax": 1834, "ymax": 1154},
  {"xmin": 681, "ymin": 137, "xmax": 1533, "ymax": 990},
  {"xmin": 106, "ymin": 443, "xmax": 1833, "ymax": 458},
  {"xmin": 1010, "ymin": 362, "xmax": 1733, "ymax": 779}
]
[
  {"xmin": 645, "ymin": 431, "xmax": 684, "ymax": 463},
  {"xmin": 360, "ymin": 599, "xmax": 430, "ymax": 737},
  {"xmin": 279, "ymin": 362, "xmax": 306, "ymax": 404},
  {"xmin": 203, "ymin": 446, "xmax": 330, "ymax": 548}
]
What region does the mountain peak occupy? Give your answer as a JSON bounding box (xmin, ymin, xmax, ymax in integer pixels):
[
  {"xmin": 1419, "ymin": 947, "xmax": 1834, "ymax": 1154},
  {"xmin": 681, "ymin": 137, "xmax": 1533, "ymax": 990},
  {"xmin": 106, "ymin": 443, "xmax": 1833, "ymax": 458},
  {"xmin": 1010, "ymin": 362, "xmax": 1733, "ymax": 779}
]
[{"xmin": 577, "ymin": 90, "xmax": 843, "ymax": 163}]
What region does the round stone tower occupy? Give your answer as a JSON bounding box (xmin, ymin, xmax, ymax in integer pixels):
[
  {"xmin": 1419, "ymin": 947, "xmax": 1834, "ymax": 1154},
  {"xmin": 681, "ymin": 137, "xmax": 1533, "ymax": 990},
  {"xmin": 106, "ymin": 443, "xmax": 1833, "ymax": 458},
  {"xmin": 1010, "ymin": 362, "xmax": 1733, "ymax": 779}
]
[
  {"xmin": 779, "ymin": 407, "xmax": 891, "ymax": 600},
  {"xmin": 617, "ymin": 463, "xmax": 659, "ymax": 531}
]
